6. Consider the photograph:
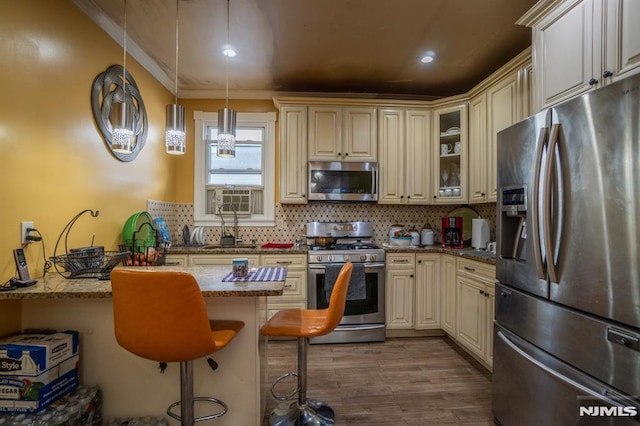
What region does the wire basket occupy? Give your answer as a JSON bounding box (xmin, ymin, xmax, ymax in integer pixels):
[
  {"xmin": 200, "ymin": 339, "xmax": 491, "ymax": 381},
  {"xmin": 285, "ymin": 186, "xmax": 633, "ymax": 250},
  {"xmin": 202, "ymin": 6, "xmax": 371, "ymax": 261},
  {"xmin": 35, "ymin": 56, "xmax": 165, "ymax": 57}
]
[
  {"xmin": 119, "ymin": 242, "xmax": 169, "ymax": 266},
  {"xmin": 50, "ymin": 250, "xmax": 130, "ymax": 280}
]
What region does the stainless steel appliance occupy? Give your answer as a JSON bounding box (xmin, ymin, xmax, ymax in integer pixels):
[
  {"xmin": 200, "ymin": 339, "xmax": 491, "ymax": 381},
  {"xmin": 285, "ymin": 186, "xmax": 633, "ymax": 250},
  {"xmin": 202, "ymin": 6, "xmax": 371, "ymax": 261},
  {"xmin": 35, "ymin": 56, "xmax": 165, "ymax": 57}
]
[
  {"xmin": 308, "ymin": 161, "xmax": 378, "ymax": 202},
  {"xmin": 493, "ymin": 74, "xmax": 640, "ymax": 425},
  {"xmin": 306, "ymin": 221, "xmax": 385, "ymax": 344}
]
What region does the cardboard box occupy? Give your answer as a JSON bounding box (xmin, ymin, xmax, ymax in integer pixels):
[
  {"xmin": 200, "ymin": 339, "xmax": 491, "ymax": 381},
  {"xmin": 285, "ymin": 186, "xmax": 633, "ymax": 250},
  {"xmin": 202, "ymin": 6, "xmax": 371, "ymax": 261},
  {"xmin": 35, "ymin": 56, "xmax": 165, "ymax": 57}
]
[
  {"xmin": 0, "ymin": 353, "xmax": 79, "ymax": 412},
  {"xmin": 0, "ymin": 330, "xmax": 79, "ymax": 376}
]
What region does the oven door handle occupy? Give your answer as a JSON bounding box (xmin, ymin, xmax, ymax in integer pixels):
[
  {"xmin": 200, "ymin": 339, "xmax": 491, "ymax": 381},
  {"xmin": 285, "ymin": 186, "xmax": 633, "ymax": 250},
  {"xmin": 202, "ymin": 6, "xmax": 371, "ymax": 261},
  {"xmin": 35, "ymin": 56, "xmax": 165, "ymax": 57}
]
[
  {"xmin": 309, "ymin": 263, "xmax": 385, "ymax": 270},
  {"xmin": 334, "ymin": 324, "xmax": 385, "ymax": 331}
]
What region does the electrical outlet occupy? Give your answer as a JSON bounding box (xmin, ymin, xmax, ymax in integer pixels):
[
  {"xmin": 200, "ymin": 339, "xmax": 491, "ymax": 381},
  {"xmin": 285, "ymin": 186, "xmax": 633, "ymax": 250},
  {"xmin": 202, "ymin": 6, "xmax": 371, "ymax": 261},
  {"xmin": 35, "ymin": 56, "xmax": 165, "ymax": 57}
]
[{"xmin": 21, "ymin": 221, "xmax": 34, "ymax": 244}]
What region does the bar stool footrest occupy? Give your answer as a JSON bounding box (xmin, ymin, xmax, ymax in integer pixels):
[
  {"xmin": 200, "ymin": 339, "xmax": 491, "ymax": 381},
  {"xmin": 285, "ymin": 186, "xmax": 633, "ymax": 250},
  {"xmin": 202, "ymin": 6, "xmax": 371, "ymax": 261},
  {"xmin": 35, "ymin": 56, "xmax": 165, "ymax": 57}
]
[
  {"xmin": 271, "ymin": 371, "xmax": 299, "ymax": 401},
  {"xmin": 167, "ymin": 396, "xmax": 228, "ymax": 423},
  {"xmin": 269, "ymin": 398, "xmax": 335, "ymax": 426}
]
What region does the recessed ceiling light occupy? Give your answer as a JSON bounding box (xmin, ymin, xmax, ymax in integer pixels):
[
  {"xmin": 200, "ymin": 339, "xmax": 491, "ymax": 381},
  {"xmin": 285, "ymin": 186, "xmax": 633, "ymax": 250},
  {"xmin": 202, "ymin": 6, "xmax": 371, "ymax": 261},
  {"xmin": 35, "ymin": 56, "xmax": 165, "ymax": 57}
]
[
  {"xmin": 420, "ymin": 55, "xmax": 434, "ymax": 64},
  {"xmin": 223, "ymin": 47, "xmax": 236, "ymax": 57}
]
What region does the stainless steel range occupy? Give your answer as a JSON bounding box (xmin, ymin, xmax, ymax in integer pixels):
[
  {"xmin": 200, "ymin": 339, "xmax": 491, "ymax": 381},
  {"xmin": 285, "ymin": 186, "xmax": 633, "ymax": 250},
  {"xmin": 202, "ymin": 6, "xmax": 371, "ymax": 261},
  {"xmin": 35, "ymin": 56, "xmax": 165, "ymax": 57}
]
[{"xmin": 306, "ymin": 221, "xmax": 385, "ymax": 344}]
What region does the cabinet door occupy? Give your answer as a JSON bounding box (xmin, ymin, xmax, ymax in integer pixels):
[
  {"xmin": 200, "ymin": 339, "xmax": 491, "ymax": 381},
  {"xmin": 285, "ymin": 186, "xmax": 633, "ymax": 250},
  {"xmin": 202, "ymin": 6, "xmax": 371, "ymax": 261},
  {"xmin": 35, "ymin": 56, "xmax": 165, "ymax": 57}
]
[
  {"xmin": 405, "ymin": 110, "xmax": 432, "ymax": 204},
  {"xmin": 534, "ymin": 0, "xmax": 601, "ymax": 110},
  {"xmin": 456, "ymin": 274, "xmax": 486, "ymax": 359},
  {"xmin": 415, "ymin": 254, "xmax": 440, "ymax": 329},
  {"xmin": 486, "ymin": 72, "xmax": 518, "ymax": 202},
  {"xmin": 343, "ymin": 107, "xmax": 377, "ymax": 161},
  {"xmin": 604, "ymin": 0, "xmax": 640, "ymax": 82},
  {"xmin": 308, "ymin": 106, "xmax": 341, "ymax": 161},
  {"xmin": 377, "ymin": 109, "xmax": 405, "ymax": 204},
  {"xmin": 385, "ymin": 267, "xmax": 415, "ymax": 329},
  {"xmin": 468, "ymin": 93, "xmax": 487, "ymax": 204},
  {"xmin": 432, "ymin": 103, "xmax": 468, "ymax": 204},
  {"xmin": 485, "ymin": 283, "xmax": 495, "ymax": 368},
  {"xmin": 279, "ymin": 106, "xmax": 308, "ymax": 204},
  {"xmin": 440, "ymin": 255, "xmax": 457, "ymax": 335}
]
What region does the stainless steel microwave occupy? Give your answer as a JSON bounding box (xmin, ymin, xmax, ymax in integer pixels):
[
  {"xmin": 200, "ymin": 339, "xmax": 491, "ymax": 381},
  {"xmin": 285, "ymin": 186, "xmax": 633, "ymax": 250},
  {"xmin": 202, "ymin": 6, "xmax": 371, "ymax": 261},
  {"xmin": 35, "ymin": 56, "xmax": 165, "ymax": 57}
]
[{"xmin": 308, "ymin": 161, "xmax": 378, "ymax": 202}]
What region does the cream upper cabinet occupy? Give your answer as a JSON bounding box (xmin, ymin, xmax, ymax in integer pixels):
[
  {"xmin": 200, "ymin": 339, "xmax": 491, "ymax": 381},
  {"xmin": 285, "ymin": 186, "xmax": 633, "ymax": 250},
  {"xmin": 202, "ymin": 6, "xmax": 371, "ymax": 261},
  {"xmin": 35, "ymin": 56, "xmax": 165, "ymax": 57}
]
[
  {"xmin": 468, "ymin": 50, "xmax": 531, "ymax": 204},
  {"xmin": 308, "ymin": 106, "xmax": 377, "ymax": 162},
  {"xmin": 523, "ymin": 0, "xmax": 640, "ymax": 111},
  {"xmin": 278, "ymin": 106, "xmax": 308, "ymax": 204},
  {"xmin": 378, "ymin": 109, "xmax": 432, "ymax": 204},
  {"xmin": 486, "ymin": 72, "xmax": 519, "ymax": 202},
  {"xmin": 604, "ymin": 0, "xmax": 640, "ymax": 82},
  {"xmin": 415, "ymin": 253, "xmax": 441, "ymax": 329},
  {"xmin": 432, "ymin": 103, "xmax": 468, "ymax": 204},
  {"xmin": 468, "ymin": 93, "xmax": 487, "ymax": 204}
]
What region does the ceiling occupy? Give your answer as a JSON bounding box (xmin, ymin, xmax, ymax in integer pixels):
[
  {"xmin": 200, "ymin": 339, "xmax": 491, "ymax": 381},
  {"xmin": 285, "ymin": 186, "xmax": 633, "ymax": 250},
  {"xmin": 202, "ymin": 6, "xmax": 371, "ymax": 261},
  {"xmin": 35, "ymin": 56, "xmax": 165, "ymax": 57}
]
[{"xmin": 74, "ymin": 0, "xmax": 537, "ymax": 100}]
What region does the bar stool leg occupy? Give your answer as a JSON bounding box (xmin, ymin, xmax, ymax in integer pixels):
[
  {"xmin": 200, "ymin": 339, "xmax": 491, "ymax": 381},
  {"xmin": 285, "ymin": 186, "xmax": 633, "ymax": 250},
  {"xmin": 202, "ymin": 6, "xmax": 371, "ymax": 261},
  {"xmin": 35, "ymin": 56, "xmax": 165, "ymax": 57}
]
[
  {"xmin": 269, "ymin": 338, "xmax": 335, "ymax": 426},
  {"xmin": 181, "ymin": 361, "xmax": 195, "ymax": 425}
]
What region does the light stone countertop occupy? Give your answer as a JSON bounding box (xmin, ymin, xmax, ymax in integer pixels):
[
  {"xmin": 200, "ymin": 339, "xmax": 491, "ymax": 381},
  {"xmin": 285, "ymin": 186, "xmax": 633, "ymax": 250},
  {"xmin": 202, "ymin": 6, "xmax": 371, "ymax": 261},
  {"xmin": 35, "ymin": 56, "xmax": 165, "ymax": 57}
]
[{"xmin": 0, "ymin": 265, "xmax": 285, "ymax": 300}]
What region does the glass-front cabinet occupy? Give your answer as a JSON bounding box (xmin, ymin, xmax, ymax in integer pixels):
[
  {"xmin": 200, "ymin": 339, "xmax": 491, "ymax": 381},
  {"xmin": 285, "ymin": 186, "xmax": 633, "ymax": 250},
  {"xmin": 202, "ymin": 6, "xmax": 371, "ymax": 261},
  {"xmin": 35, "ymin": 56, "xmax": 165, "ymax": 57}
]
[{"xmin": 432, "ymin": 103, "xmax": 468, "ymax": 204}]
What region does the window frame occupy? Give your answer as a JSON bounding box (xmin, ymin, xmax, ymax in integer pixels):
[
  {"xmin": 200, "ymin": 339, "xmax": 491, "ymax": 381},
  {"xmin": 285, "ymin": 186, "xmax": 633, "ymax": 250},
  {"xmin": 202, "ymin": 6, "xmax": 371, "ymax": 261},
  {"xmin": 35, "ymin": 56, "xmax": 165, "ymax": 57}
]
[{"xmin": 193, "ymin": 110, "xmax": 277, "ymax": 227}]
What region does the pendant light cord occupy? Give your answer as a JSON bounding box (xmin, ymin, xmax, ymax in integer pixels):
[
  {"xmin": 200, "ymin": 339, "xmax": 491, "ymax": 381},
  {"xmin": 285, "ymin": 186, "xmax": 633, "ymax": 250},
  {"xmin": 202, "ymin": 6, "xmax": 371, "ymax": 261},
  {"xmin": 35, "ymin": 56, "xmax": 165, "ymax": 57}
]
[
  {"xmin": 225, "ymin": 0, "xmax": 230, "ymax": 110},
  {"xmin": 123, "ymin": 0, "xmax": 127, "ymax": 100},
  {"xmin": 174, "ymin": 0, "xmax": 179, "ymax": 104}
]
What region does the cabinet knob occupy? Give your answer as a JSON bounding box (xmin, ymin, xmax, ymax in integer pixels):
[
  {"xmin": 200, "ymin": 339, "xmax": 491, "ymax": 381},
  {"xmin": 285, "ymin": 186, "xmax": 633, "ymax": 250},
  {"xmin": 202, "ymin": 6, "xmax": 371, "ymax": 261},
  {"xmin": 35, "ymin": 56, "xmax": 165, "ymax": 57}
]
[
  {"xmin": 433, "ymin": 195, "xmax": 437, "ymax": 199},
  {"xmin": 481, "ymin": 193, "xmax": 485, "ymax": 196},
  {"xmin": 344, "ymin": 153, "xmax": 349, "ymax": 157},
  {"xmin": 603, "ymin": 70, "xmax": 613, "ymax": 78},
  {"xmin": 407, "ymin": 195, "xmax": 411, "ymax": 199},
  {"xmin": 418, "ymin": 260, "xmax": 422, "ymax": 263},
  {"xmin": 410, "ymin": 274, "xmax": 414, "ymax": 278},
  {"xmin": 337, "ymin": 153, "xmax": 341, "ymax": 157},
  {"xmin": 589, "ymin": 78, "xmax": 599, "ymax": 86},
  {"xmin": 302, "ymin": 194, "xmax": 306, "ymax": 198},
  {"xmin": 400, "ymin": 195, "xmax": 404, "ymax": 199}
]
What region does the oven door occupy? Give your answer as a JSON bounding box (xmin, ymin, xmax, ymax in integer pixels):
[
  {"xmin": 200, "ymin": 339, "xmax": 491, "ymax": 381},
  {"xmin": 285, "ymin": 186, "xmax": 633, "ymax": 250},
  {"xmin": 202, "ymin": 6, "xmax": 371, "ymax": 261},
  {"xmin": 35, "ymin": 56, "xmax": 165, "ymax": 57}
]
[
  {"xmin": 308, "ymin": 263, "xmax": 385, "ymax": 325},
  {"xmin": 308, "ymin": 262, "xmax": 386, "ymax": 343}
]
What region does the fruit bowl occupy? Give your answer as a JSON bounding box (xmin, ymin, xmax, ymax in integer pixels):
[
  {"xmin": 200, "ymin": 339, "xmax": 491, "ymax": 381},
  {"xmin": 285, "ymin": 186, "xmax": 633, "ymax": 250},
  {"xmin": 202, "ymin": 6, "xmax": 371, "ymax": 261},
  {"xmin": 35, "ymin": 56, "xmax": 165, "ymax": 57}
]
[{"xmin": 391, "ymin": 236, "xmax": 413, "ymax": 247}]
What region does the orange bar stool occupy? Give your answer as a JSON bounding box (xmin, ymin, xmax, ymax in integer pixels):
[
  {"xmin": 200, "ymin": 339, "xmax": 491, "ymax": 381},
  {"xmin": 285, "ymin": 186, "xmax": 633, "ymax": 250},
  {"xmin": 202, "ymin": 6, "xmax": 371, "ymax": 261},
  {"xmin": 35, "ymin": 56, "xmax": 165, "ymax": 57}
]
[
  {"xmin": 111, "ymin": 269, "xmax": 244, "ymax": 424},
  {"xmin": 261, "ymin": 262, "xmax": 353, "ymax": 425}
]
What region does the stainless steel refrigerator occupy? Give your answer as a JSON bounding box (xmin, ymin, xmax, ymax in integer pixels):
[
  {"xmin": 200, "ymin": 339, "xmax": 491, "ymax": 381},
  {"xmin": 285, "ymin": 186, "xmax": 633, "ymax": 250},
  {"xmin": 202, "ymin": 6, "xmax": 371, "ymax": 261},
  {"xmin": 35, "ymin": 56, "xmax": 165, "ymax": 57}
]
[{"xmin": 493, "ymin": 73, "xmax": 640, "ymax": 425}]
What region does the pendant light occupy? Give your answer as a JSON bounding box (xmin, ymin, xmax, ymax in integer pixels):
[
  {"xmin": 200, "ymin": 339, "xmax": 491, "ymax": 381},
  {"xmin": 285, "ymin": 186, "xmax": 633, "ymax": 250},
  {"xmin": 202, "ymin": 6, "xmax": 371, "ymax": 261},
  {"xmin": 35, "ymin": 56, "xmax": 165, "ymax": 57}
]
[
  {"xmin": 217, "ymin": 0, "xmax": 237, "ymax": 158},
  {"xmin": 165, "ymin": 0, "xmax": 186, "ymax": 155},
  {"xmin": 111, "ymin": 0, "xmax": 136, "ymax": 154}
]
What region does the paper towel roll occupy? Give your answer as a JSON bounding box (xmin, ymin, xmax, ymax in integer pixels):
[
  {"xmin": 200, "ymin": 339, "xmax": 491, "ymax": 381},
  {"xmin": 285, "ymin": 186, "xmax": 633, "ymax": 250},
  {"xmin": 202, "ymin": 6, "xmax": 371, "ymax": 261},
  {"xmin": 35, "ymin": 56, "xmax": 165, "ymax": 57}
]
[{"xmin": 472, "ymin": 218, "xmax": 490, "ymax": 249}]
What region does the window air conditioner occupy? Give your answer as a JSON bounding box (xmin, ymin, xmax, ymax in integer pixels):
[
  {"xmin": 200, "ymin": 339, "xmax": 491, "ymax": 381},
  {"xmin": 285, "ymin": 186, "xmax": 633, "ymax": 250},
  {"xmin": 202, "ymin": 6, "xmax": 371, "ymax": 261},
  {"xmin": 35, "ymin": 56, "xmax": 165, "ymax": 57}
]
[{"xmin": 215, "ymin": 188, "xmax": 252, "ymax": 215}]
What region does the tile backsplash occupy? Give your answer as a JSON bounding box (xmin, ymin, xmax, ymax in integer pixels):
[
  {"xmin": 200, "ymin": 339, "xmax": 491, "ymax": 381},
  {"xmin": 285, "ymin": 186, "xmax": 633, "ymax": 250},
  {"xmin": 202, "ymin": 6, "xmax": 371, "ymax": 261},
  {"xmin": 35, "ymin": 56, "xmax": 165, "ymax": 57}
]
[{"xmin": 148, "ymin": 200, "xmax": 497, "ymax": 246}]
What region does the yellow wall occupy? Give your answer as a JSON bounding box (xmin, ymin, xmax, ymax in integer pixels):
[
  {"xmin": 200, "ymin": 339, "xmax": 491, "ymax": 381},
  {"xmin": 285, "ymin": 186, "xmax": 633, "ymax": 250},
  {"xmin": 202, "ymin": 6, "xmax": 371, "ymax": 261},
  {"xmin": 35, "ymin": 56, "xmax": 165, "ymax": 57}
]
[
  {"xmin": 0, "ymin": 0, "xmax": 176, "ymax": 283},
  {"xmin": 175, "ymin": 99, "xmax": 278, "ymax": 203}
]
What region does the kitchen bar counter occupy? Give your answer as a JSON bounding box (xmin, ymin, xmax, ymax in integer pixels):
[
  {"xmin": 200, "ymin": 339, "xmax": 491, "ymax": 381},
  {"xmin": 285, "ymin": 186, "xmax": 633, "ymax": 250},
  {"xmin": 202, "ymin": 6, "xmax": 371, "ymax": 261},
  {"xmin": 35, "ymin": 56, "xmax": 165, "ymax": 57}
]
[
  {"xmin": 0, "ymin": 265, "xmax": 284, "ymax": 300},
  {"xmin": 2, "ymin": 265, "xmax": 285, "ymax": 425}
]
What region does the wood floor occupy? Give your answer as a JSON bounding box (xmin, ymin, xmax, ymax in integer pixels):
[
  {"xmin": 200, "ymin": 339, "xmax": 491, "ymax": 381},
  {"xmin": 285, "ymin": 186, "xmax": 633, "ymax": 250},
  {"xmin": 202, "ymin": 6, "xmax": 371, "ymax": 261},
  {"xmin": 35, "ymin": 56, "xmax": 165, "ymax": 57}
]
[{"xmin": 263, "ymin": 337, "xmax": 494, "ymax": 425}]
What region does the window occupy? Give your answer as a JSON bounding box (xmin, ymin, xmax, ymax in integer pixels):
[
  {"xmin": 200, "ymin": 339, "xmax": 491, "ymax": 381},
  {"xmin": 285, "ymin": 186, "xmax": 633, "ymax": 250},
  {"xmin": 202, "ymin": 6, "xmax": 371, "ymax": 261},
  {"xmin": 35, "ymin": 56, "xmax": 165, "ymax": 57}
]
[{"xmin": 194, "ymin": 111, "xmax": 276, "ymax": 226}]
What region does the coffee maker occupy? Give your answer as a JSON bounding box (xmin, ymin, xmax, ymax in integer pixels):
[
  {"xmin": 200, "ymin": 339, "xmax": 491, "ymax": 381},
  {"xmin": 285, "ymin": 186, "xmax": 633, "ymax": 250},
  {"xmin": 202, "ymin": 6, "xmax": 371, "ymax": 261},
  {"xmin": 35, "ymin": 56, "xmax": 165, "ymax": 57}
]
[{"xmin": 442, "ymin": 216, "xmax": 464, "ymax": 248}]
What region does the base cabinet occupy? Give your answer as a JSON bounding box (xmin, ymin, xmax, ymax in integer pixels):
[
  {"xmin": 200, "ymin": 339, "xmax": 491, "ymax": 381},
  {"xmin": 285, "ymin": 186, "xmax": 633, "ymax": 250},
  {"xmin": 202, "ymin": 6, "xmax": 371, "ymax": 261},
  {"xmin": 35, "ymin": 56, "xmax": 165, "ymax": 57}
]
[
  {"xmin": 455, "ymin": 258, "xmax": 495, "ymax": 369},
  {"xmin": 386, "ymin": 253, "xmax": 441, "ymax": 331},
  {"xmin": 440, "ymin": 255, "xmax": 457, "ymax": 335}
]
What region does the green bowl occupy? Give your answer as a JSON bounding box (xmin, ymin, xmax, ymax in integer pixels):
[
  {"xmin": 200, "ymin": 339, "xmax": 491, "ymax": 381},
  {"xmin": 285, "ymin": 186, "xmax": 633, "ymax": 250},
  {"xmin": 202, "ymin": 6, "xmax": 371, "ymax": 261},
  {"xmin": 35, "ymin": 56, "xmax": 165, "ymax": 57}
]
[{"xmin": 122, "ymin": 211, "xmax": 156, "ymax": 250}]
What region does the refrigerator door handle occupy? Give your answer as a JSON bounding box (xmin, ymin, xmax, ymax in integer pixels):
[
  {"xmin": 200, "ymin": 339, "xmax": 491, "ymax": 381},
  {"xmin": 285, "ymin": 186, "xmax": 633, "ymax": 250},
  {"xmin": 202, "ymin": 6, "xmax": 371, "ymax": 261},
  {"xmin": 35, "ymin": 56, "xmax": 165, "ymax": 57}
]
[
  {"xmin": 497, "ymin": 330, "xmax": 632, "ymax": 406},
  {"xmin": 532, "ymin": 126, "xmax": 548, "ymax": 279},
  {"xmin": 545, "ymin": 123, "xmax": 561, "ymax": 283}
]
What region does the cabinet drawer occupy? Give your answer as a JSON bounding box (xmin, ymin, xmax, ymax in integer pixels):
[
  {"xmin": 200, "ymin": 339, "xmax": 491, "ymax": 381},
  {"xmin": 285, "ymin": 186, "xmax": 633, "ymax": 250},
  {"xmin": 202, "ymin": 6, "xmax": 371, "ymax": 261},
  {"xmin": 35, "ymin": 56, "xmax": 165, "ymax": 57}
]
[
  {"xmin": 261, "ymin": 254, "xmax": 307, "ymax": 269},
  {"xmin": 164, "ymin": 254, "xmax": 188, "ymax": 266},
  {"xmin": 457, "ymin": 258, "xmax": 496, "ymax": 282},
  {"xmin": 189, "ymin": 254, "xmax": 260, "ymax": 266},
  {"xmin": 386, "ymin": 253, "xmax": 416, "ymax": 268},
  {"xmin": 271, "ymin": 269, "xmax": 307, "ymax": 301}
]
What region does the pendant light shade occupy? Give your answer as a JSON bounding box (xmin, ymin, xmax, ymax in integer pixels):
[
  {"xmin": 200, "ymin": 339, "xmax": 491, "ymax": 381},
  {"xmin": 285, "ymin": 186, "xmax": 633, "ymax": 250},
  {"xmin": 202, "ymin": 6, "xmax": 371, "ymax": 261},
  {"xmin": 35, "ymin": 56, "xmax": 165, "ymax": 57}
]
[
  {"xmin": 217, "ymin": 0, "xmax": 237, "ymax": 158},
  {"xmin": 217, "ymin": 107, "xmax": 236, "ymax": 158},
  {"xmin": 166, "ymin": 104, "xmax": 186, "ymax": 154},
  {"xmin": 111, "ymin": 101, "xmax": 135, "ymax": 153},
  {"xmin": 111, "ymin": 0, "xmax": 135, "ymax": 154},
  {"xmin": 166, "ymin": 0, "xmax": 186, "ymax": 155}
]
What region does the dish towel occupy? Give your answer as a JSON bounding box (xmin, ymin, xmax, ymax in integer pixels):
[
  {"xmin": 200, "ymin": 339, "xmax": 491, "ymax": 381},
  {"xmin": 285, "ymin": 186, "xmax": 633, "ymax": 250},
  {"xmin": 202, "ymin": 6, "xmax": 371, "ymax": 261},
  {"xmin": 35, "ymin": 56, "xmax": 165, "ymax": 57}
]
[
  {"xmin": 324, "ymin": 263, "xmax": 366, "ymax": 301},
  {"xmin": 222, "ymin": 267, "xmax": 287, "ymax": 282}
]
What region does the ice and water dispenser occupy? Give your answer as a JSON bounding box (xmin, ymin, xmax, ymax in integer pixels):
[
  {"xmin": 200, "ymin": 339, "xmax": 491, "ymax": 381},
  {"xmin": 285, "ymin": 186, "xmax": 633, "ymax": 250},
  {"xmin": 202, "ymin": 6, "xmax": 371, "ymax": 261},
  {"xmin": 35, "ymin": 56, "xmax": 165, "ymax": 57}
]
[{"xmin": 500, "ymin": 185, "xmax": 528, "ymax": 261}]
